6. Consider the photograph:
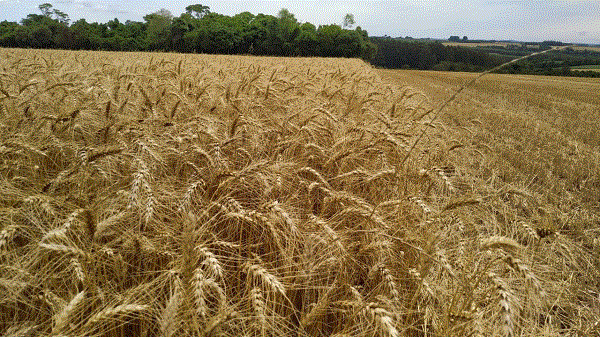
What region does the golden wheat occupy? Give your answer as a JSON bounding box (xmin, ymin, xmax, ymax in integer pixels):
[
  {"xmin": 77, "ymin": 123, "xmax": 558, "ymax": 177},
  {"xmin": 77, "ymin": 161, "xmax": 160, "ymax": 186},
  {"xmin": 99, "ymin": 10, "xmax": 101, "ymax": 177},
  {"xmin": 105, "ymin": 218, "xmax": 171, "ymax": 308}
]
[{"xmin": 0, "ymin": 47, "xmax": 598, "ymax": 337}]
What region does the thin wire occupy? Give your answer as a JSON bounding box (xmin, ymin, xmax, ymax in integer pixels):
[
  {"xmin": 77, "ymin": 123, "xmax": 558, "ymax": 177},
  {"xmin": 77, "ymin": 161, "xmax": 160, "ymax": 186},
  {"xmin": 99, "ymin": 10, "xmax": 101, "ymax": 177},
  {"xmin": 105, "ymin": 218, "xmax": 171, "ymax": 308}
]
[{"xmin": 397, "ymin": 45, "xmax": 570, "ymax": 171}]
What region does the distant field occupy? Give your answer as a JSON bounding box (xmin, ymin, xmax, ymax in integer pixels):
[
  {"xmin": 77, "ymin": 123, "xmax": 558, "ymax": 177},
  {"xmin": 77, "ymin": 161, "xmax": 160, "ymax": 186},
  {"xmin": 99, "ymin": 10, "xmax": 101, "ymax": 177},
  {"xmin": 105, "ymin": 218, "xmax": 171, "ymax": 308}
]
[
  {"xmin": 572, "ymin": 64, "xmax": 600, "ymax": 72},
  {"xmin": 378, "ymin": 69, "xmax": 600, "ymax": 146},
  {"xmin": 441, "ymin": 42, "xmax": 600, "ymax": 52},
  {"xmin": 442, "ymin": 41, "xmax": 536, "ymax": 48},
  {"xmin": 572, "ymin": 45, "xmax": 600, "ymax": 52}
]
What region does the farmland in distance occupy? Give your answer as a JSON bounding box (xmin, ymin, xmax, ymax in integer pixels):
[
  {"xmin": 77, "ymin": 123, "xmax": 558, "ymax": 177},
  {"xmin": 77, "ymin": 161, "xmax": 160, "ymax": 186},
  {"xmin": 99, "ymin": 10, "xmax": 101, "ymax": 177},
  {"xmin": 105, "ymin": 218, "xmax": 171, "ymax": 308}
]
[
  {"xmin": 572, "ymin": 65, "xmax": 600, "ymax": 72},
  {"xmin": 1, "ymin": 48, "xmax": 600, "ymax": 336}
]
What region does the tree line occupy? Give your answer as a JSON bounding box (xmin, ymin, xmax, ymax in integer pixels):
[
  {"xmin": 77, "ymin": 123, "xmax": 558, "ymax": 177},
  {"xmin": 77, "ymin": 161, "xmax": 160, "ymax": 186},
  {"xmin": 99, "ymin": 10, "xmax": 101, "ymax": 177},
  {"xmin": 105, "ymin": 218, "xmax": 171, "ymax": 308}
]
[
  {"xmin": 369, "ymin": 37, "xmax": 510, "ymax": 72},
  {"xmin": 495, "ymin": 48, "xmax": 600, "ymax": 77},
  {"xmin": 4, "ymin": 3, "xmax": 597, "ymax": 77},
  {"xmin": 0, "ymin": 4, "xmax": 376, "ymax": 59}
]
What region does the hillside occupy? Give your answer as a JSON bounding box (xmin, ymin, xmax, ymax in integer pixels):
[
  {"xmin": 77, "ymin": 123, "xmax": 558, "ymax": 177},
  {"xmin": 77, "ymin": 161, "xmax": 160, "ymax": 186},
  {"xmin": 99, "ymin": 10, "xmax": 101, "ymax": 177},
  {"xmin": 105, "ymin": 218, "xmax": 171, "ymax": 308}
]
[{"xmin": 1, "ymin": 48, "xmax": 599, "ymax": 336}]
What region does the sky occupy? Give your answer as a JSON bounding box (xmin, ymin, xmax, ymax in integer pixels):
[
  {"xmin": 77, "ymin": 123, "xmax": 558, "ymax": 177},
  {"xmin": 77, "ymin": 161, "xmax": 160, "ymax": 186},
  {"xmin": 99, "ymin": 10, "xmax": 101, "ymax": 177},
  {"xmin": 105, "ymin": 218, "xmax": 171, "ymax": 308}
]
[{"xmin": 1, "ymin": 0, "xmax": 599, "ymax": 44}]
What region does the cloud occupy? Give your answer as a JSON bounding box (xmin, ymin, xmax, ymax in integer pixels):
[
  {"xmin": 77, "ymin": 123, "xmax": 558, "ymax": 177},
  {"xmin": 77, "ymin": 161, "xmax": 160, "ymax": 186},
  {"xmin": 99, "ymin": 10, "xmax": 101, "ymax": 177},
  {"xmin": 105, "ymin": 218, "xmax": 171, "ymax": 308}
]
[{"xmin": 57, "ymin": 0, "xmax": 131, "ymax": 16}]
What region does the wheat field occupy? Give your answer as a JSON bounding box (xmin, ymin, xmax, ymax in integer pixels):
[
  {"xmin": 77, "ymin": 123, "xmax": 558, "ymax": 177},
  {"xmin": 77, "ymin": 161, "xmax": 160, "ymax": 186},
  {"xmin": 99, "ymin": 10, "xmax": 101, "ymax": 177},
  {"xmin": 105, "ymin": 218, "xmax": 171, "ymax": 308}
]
[{"xmin": 1, "ymin": 48, "xmax": 599, "ymax": 336}]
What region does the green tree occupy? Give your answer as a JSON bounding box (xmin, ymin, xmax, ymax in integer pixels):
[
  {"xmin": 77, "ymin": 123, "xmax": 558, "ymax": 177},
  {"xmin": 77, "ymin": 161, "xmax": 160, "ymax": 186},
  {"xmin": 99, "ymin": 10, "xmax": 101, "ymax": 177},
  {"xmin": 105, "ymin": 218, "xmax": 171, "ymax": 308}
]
[
  {"xmin": 71, "ymin": 18, "xmax": 101, "ymax": 50},
  {"xmin": 186, "ymin": 4, "xmax": 210, "ymax": 19},
  {"xmin": 277, "ymin": 8, "xmax": 299, "ymax": 55},
  {"xmin": 248, "ymin": 14, "xmax": 281, "ymax": 55},
  {"xmin": 53, "ymin": 9, "xmax": 70, "ymax": 24},
  {"xmin": 317, "ymin": 24, "xmax": 342, "ymax": 56},
  {"xmin": 0, "ymin": 21, "xmax": 21, "ymax": 47},
  {"xmin": 144, "ymin": 9, "xmax": 173, "ymax": 50},
  {"xmin": 30, "ymin": 25, "xmax": 53, "ymax": 48},
  {"xmin": 297, "ymin": 22, "xmax": 318, "ymax": 56},
  {"xmin": 232, "ymin": 12, "xmax": 255, "ymax": 53},
  {"xmin": 38, "ymin": 3, "xmax": 53, "ymax": 17},
  {"xmin": 0, "ymin": 3, "xmax": 380, "ymax": 58},
  {"xmin": 21, "ymin": 12, "xmax": 59, "ymax": 48}
]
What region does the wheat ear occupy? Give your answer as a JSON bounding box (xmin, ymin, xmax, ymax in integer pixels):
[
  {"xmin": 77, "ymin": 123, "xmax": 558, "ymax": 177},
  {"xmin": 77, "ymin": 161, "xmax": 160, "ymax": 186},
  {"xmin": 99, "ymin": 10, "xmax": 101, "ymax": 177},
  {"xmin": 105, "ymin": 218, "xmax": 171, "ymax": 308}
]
[
  {"xmin": 52, "ymin": 290, "xmax": 86, "ymax": 334},
  {"xmin": 83, "ymin": 304, "xmax": 149, "ymax": 331}
]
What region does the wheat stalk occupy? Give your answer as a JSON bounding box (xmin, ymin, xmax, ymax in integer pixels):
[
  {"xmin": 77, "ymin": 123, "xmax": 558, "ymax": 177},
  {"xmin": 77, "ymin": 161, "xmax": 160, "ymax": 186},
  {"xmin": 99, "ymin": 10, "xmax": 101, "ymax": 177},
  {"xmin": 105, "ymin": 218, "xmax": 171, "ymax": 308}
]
[
  {"xmin": 245, "ymin": 263, "xmax": 286, "ymax": 297},
  {"xmin": 83, "ymin": 304, "xmax": 149, "ymax": 331},
  {"xmin": 0, "ymin": 225, "xmax": 17, "ymax": 250},
  {"xmin": 39, "ymin": 243, "xmax": 85, "ymax": 256},
  {"xmin": 159, "ymin": 288, "xmax": 181, "ymax": 337},
  {"xmin": 489, "ymin": 273, "xmax": 517, "ymax": 337},
  {"xmin": 42, "ymin": 208, "xmax": 85, "ymax": 242},
  {"xmin": 250, "ymin": 287, "xmax": 267, "ymax": 330},
  {"xmin": 52, "ymin": 290, "xmax": 86, "ymax": 334},
  {"xmin": 196, "ymin": 247, "xmax": 224, "ymax": 280},
  {"xmin": 398, "ymin": 45, "xmax": 569, "ymax": 169},
  {"xmin": 366, "ymin": 303, "xmax": 399, "ymax": 337},
  {"xmin": 481, "ymin": 236, "xmax": 522, "ymax": 253}
]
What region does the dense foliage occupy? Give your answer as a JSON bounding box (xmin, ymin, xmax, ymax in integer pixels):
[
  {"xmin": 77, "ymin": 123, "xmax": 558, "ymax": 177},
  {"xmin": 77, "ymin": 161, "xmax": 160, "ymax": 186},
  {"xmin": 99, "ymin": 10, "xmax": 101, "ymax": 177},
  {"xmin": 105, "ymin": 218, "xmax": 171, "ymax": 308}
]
[
  {"xmin": 0, "ymin": 4, "xmax": 376, "ymax": 59},
  {"xmin": 369, "ymin": 37, "xmax": 509, "ymax": 72},
  {"xmin": 495, "ymin": 47, "xmax": 600, "ymax": 77},
  {"xmin": 370, "ymin": 37, "xmax": 600, "ymax": 77}
]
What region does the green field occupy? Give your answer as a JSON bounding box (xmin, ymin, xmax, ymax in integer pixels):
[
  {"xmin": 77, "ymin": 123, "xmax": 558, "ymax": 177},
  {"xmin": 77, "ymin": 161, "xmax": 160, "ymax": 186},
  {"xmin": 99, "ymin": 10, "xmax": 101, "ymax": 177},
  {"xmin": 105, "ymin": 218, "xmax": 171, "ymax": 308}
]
[{"xmin": 572, "ymin": 64, "xmax": 600, "ymax": 72}]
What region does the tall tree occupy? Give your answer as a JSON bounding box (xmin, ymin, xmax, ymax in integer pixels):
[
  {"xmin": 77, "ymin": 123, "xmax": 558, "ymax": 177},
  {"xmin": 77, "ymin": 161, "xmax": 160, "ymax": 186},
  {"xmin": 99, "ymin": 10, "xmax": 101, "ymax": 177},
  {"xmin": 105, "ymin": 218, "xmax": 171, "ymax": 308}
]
[
  {"xmin": 277, "ymin": 8, "xmax": 299, "ymax": 55},
  {"xmin": 38, "ymin": 3, "xmax": 53, "ymax": 17},
  {"xmin": 186, "ymin": 4, "xmax": 210, "ymax": 19},
  {"xmin": 342, "ymin": 13, "xmax": 355, "ymax": 29},
  {"xmin": 171, "ymin": 13, "xmax": 196, "ymax": 52},
  {"xmin": 144, "ymin": 9, "xmax": 173, "ymax": 50},
  {"xmin": 297, "ymin": 22, "xmax": 318, "ymax": 56},
  {"xmin": 0, "ymin": 3, "xmax": 377, "ymax": 59},
  {"xmin": 53, "ymin": 9, "xmax": 70, "ymax": 24}
]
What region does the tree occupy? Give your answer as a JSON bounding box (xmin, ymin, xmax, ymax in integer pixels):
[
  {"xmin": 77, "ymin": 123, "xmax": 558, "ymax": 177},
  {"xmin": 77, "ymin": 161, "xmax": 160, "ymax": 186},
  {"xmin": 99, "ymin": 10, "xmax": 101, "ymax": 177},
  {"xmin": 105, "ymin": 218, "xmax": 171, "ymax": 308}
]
[
  {"xmin": 297, "ymin": 22, "xmax": 318, "ymax": 56},
  {"xmin": 449, "ymin": 35, "xmax": 460, "ymax": 42},
  {"xmin": 248, "ymin": 14, "xmax": 282, "ymax": 55},
  {"xmin": 186, "ymin": 4, "xmax": 210, "ymax": 19},
  {"xmin": 144, "ymin": 9, "xmax": 173, "ymax": 50},
  {"xmin": 277, "ymin": 8, "xmax": 295, "ymax": 21},
  {"xmin": 38, "ymin": 3, "xmax": 53, "ymax": 17},
  {"xmin": 53, "ymin": 9, "xmax": 70, "ymax": 24},
  {"xmin": 0, "ymin": 21, "xmax": 21, "ymax": 47},
  {"xmin": 71, "ymin": 18, "xmax": 101, "ymax": 50},
  {"xmin": 153, "ymin": 8, "xmax": 173, "ymax": 20},
  {"xmin": 317, "ymin": 24, "xmax": 343, "ymax": 56},
  {"xmin": 2, "ymin": 3, "xmax": 382, "ymax": 58},
  {"xmin": 30, "ymin": 25, "xmax": 53, "ymax": 48},
  {"xmin": 171, "ymin": 13, "xmax": 196, "ymax": 52},
  {"xmin": 342, "ymin": 13, "xmax": 355, "ymax": 29},
  {"xmin": 276, "ymin": 8, "xmax": 299, "ymax": 55},
  {"xmin": 107, "ymin": 18, "xmax": 121, "ymax": 31},
  {"xmin": 232, "ymin": 12, "xmax": 255, "ymax": 53}
]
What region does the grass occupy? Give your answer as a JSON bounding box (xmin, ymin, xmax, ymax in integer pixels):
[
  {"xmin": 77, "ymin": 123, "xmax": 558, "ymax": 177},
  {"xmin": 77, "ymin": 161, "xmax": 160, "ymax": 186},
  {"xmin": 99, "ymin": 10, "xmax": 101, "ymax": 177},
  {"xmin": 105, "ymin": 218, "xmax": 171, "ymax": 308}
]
[{"xmin": 1, "ymin": 47, "xmax": 600, "ymax": 336}]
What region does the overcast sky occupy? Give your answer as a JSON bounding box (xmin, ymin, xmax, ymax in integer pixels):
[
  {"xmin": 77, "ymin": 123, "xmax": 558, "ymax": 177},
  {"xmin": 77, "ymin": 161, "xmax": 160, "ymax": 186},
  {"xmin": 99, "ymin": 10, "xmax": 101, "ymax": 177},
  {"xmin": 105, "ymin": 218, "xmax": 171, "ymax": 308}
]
[{"xmin": 1, "ymin": 0, "xmax": 599, "ymax": 44}]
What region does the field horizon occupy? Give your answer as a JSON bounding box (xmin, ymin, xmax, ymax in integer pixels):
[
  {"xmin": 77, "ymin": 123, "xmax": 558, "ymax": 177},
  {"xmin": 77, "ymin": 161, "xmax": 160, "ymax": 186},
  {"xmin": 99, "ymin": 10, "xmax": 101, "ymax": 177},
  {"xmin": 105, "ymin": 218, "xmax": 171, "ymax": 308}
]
[{"xmin": 1, "ymin": 48, "xmax": 599, "ymax": 336}]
